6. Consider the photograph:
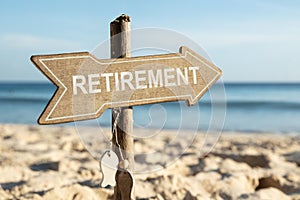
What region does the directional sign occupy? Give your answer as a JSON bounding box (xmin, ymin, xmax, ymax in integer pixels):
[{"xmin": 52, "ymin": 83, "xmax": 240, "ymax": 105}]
[{"xmin": 31, "ymin": 46, "xmax": 222, "ymax": 125}]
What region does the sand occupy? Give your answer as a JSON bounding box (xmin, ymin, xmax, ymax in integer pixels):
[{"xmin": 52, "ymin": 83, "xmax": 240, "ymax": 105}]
[{"xmin": 0, "ymin": 124, "xmax": 299, "ymax": 200}]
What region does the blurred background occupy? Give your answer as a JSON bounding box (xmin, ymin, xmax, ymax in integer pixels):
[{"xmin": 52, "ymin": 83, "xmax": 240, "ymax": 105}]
[{"xmin": 1, "ymin": 0, "xmax": 300, "ymax": 133}]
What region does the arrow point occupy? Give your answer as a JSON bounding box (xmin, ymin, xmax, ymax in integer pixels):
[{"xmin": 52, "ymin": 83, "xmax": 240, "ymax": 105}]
[
  {"xmin": 30, "ymin": 55, "xmax": 40, "ymax": 65},
  {"xmin": 180, "ymin": 45, "xmax": 223, "ymax": 85},
  {"xmin": 37, "ymin": 117, "xmax": 46, "ymax": 125}
]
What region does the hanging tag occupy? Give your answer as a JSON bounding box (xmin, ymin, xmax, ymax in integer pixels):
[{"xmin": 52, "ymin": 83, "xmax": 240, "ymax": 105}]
[
  {"xmin": 115, "ymin": 169, "xmax": 135, "ymax": 200},
  {"xmin": 99, "ymin": 150, "xmax": 119, "ymax": 187}
]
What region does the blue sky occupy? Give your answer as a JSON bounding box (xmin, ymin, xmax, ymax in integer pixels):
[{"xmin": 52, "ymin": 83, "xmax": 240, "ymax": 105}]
[{"xmin": 0, "ymin": 0, "xmax": 299, "ymax": 82}]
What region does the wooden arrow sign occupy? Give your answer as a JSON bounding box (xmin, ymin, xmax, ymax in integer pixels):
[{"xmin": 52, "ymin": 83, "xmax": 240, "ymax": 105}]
[{"xmin": 31, "ymin": 46, "xmax": 222, "ymax": 125}]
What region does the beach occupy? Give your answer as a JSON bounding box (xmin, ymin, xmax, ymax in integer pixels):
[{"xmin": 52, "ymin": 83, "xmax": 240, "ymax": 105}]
[
  {"xmin": 1, "ymin": 0, "xmax": 300, "ymax": 199},
  {"xmin": 0, "ymin": 124, "xmax": 299, "ymax": 200}
]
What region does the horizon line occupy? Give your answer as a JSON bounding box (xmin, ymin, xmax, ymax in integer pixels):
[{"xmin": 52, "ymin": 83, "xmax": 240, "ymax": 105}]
[{"xmin": 1, "ymin": 81, "xmax": 300, "ymax": 85}]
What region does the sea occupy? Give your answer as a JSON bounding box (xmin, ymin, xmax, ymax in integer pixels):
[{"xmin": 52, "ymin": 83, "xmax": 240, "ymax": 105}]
[{"xmin": 0, "ymin": 82, "xmax": 300, "ymax": 133}]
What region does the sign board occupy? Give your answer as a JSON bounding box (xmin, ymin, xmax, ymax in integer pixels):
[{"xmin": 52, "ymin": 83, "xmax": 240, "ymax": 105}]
[{"xmin": 31, "ymin": 46, "xmax": 222, "ymax": 125}]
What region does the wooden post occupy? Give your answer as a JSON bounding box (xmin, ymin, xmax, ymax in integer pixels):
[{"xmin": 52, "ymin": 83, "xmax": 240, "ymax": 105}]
[{"xmin": 110, "ymin": 14, "xmax": 135, "ymax": 200}]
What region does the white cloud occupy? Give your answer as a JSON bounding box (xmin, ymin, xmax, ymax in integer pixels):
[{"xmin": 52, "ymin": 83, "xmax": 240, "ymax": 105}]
[
  {"xmin": 0, "ymin": 34, "xmax": 88, "ymax": 82},
  {"xmin": 230, "ymin": 0, "xmax": 300, "ymax": 13},
  {"xmin": 0, "ymin": 34, "xmax": 84, "ymax": 51},
  {"xmin": 196, "ymin": 32, "xmax": 300, "ymax": 48}
]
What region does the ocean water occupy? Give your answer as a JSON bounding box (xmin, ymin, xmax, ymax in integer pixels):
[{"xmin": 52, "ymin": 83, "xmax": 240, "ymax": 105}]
[{"xmin": 0, "ymin": 82, "xmax": 300, "ymax": 133}]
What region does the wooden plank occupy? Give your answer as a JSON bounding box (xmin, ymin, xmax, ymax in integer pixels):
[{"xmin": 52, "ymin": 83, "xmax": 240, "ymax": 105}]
[{"xmin": 110, "ymin": 14, "xmax": 134, "ymax": 200}]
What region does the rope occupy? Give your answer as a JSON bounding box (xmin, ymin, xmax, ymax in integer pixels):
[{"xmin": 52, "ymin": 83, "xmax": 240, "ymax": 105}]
[{"xmin": 112, "ymin": 108, "xmax": 125, "ymax": 161}]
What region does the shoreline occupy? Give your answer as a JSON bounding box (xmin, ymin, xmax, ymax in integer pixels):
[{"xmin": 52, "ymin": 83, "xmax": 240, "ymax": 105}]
[
  {"xmin": 1, "ymin": 122, "xmax": 300, "ymax": 135},
  {"xmin": 0, "ymin": 123, "xmax": 299, "ymax": 199}
]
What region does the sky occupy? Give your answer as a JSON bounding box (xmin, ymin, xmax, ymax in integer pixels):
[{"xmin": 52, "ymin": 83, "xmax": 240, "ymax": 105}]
[{"xmin": 0, "ymin": 0, "xmax": 299, "ymax": 82}]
